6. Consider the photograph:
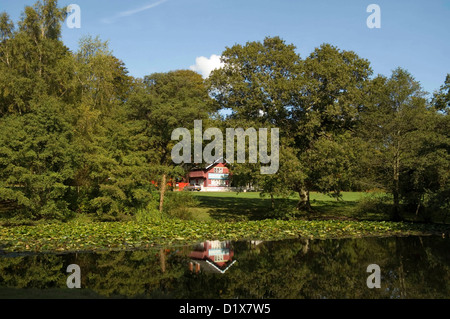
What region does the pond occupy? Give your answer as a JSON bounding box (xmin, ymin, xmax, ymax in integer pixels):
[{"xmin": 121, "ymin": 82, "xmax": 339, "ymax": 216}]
[{"xmin": 0, "ymin": 236, "xmax": 448, "ymax": 299}]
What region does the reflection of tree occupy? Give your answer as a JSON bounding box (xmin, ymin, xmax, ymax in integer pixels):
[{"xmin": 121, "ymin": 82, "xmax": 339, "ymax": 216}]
[
  {"xmin": 0, "ymin": 237, "xmax": 448, "ymax": 299},
  {"xmin": 0, "ymin": 254, "xmax": 65, "ymax": 289},
  {"xmin": 179, "ymin": 237, "xmax": 449, "ymax": 299},
  {"xmin": 81, "ymin": 249, "xmax": 187, "ymax": 298},
  {"xmin": 389, "ymin": 237, "xmax": 450, "ymax": 299},
  {"xmin": 223, "ymin": 240, "xmax": 311, "ymax": 299}
]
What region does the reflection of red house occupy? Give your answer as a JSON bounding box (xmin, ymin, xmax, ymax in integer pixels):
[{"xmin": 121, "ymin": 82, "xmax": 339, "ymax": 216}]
[
  {"xmin": 189, "ymin": 240, "xmax": 235, "ymax": 274},
  {"xmin": 188, "ymin": 158, "xmax": 231, "ymax": 192}
]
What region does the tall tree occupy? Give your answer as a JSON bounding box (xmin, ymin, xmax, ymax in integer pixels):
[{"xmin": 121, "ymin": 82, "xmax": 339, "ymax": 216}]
[
  {"xmin": 0, "ymin": 1, "xmax": 78, "ymax": 220},
  {"xmin": 127, "ymin": 70, "xmax": 216, "ymax": 214},
  {"xmin": 292, "ymin": 43, "xmax": 372, "ymax": 209},
  {"xmin": 356, "ymin": 68, "xmax": 433, "ymax": 221},
  {"xmin": 209, "ymin": 38, "xmax": 372, "ymax": 211},
  {"xmin": 208, "ymin": 36, "xmax": 301, "ymax": 129},
  {"xmin": 0, "ymin": 0, "xmax": 73, "ymax": 116},
  {"xmin": 0, "ymin": 97, "xmax": 76, "ymax": 220},
  {"xmin": 69, "ymin": 35, "xmax": 143, "ymax": 220},
  {"xmin": 208, "ymin": 36, "xmax": 302, "ymax": 207}
]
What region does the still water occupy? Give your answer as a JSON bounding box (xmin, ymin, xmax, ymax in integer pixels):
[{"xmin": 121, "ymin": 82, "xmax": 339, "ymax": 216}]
[{"xmin": 0, "ymin": 236, "xmax": 448, "ymax": 299}]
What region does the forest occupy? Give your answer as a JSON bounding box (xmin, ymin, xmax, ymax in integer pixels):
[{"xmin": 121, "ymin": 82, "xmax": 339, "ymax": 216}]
[{"xmin": 0, "ymin": 0, "xmax": 449, "ymax": 227}]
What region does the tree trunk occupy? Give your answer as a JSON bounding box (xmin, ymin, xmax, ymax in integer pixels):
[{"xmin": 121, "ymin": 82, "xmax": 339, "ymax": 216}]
[
  {"xmin": 392, "ymin": 188, "xmax": 400, "ymax": 221},
  {"xmin": 297, "ymin": 187, "xmax": 311, "ymax": 212},
  {"xmin": 159, "ymin": 174, "xmax": 167, "ymax": 215},
  {"xmin": 392, "ymin": 147, "xmax": 401, "ymax": 221},
  {"xmin": 395, "ymin": 237, "xmax": 407, "ymax": 298},
  {"xmin": 270, "ymin": 194, "xmax": 275, "ymax": 209},
  {"xmin": 302, "ymin": 239, "xmax": 309, "ymax": 255},
  {"xmin": 160, "ymin": 249, "xmax": 166, "ymax": 273}
]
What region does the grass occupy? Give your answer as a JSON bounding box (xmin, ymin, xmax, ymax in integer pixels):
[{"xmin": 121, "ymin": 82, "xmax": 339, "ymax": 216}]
[{"xmin": 189, "ymin": 191, "xmax": 373, "ymax": 222}]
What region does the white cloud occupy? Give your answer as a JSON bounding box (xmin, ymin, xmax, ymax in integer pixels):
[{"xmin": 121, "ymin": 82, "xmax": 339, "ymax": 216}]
[
  {"xmin": 190, "ymin": 54, "xmax": 224, "ymax": 79},
  {"xmin": 102, "ymin": 0, "xmax": 168, "ymax": 24}
]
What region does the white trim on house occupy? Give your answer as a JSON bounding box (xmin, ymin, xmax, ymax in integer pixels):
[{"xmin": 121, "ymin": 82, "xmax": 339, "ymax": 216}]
[{"xmin": 205, "ymin": 157, "xmax": 231, "ymax": 171}]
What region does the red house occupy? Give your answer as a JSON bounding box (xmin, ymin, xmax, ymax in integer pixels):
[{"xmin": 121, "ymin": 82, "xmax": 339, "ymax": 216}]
[{"xmin": 188, "ymin": 158, "xmax": 231, "ymax": 192}]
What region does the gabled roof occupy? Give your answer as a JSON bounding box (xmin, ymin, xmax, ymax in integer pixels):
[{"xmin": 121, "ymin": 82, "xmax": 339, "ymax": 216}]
[
  {"xmin": 205, "ymin": 259, "xmax": 236, "ymax": 274},
  {"xmin": 205, "ymin": 157, "xmax": 231, "ymax": 170},
  {"xmin": 191, "ymin": 259, "xmax": 237, "ymax": 274}
]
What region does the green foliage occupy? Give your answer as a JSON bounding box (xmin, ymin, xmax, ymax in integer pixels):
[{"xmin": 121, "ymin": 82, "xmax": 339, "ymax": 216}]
[
  {"xmin": 135, "ymin": 205, "xmax": 161, "ymax": 224},
  {"xmin": 163, "ymin": 192, "xmax": 199, "ymax": 220},
  {"xmin": 0, "ymin": 97, "xmax": 76, "ymax": 220},
  {"xmin": 126, "ymin": 69, "xmax": 215, "ymax": 213},
  {"xmin": 208, "ymin": 38, "xmax": 374, "ymax": 211},
  {"xmin": 0, "ymin": 1, "xmax": 73, "ymax": 116},
  {"xmin": 0, "ymin": 2, "xmax": 152, "ymax": 221},
  {"xmin": 0, "ymin": 218, "xmax": 448, "ymax": 254},
  {"xmin": 296, "ymin": 43, "xmax": 372, "ymax": 141},
  {"xmin": 354, "ymin": 193, "xmax": 393, "ymax": 220},
  {"xmin": 208, "ymin": 36, "xmax": 301, "ymax": 127},
  {"xmin": 355, "ymin": 68, "xmax": 449, "ymax": 221},
  {"xmin": 433, "ymin": 73, "xmax": 450, "ymax": 114}
]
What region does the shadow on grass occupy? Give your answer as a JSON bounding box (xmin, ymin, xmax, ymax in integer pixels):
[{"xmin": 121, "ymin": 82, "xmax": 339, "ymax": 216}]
[
  {"xmin": 194, "ymin": 194, "xmax": 369, "ymax": 222},
  {"xmin": 308, "ymin": 199, "xmax": 388, "ymax": 221},
  {"xmin": 195, "ymin": 194, "xmax": 277, "ymax": 221}
]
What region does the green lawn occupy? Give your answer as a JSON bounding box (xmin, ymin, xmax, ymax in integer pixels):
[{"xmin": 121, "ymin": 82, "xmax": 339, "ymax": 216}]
[{"xmin": 190, "ymin": 191, "xmax": 373, "ymax": 222}]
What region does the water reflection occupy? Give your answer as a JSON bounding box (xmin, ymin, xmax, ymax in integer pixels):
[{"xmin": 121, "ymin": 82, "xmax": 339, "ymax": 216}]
[
  {"xmin": 0, "ymin": 236, "xmax": 448, "ymax": 299},
  {"xmin": 189, "ymin": 240, "xmax": 236, "ymax": 274}
]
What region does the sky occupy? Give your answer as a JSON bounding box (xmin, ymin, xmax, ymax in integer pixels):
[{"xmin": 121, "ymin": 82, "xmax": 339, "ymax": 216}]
[{"xmin": 1, "ymin": 0, "xmax": 449, "ymax": 96}]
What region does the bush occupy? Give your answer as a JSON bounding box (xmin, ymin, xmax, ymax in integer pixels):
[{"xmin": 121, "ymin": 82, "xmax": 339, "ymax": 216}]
[
  {"xmin": 135, "ymin": 205, "xmax": 162, "ymax": 223},
  {"xmin": 163, "ymin": 192, "xmax": 199, "ymax": 220},
  {"xmin": 422, "ymin": 189, "xmax": 450, "ymax": 224},
  {"xmin": 354, "ymin": 193, "xmax": 393, "ymax": 220},
  {"xmin": 264, "ymin": 198, "xmax": 300, "ymax": 220}
]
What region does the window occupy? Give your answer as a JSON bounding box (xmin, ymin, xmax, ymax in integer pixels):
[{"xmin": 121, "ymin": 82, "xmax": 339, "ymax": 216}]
[
  {"xmin": 210, "ymin": 179, "xmax": 227, "ymax": 187},
  {"xmin": 214, "ymin": 255, "xmax": 226, "ymax": 262},
  {"xmin": 214, "ymin": 167, "xmax": 224, "ymax": 174}
]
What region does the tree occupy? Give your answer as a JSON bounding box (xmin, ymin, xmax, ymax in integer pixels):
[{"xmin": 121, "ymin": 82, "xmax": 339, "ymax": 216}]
[
  {"xmin": 356, "ymin": 68, "xmax": 438, "ymax": 221},
  {"xmin": 0, "ymin": 97, "xmax": 76, "ymax": 220},
  {"xmin": 291, "ymin": 43, "xmax": 372, "ymax": 210},
  {"xmin": 0, "ymin": 1, "xmax": 79, "ymax": 220},
  {"xmin": 0, "ymin": 2, "xmax": 146, "ymax": 221},
  {"xmin": 433, "ymin": 74, "xmax": 450, "ymax": 114},
  {"xmin": 0, "ymin": 0, "xmax": 73, "ymax": 117},
  {"xmin": 208, "ymin": 36, "xmax": 301, "ymax": 128},
  {"xmin": 400, "ymin": 110, "xmax": 450, "ymax": 221},
  {"xmin": 68, "ymin": 35, "xmax": 147, "ymax": 220},
  {"xmin": 208, "ymin": 37, "xmax": 303, "ymax": 208},
  {"xmin": 127, "ymin": 70, "xmax": 216, "ymax": 214},
  {"xmin": 209, "ymin": 38, "xmax": 372, "ymax": 212}
]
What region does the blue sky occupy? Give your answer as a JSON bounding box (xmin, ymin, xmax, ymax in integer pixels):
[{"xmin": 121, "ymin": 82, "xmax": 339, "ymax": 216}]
[{"xmin": 1, "ymin": 0, "xmax": 449, "ymax": 96}]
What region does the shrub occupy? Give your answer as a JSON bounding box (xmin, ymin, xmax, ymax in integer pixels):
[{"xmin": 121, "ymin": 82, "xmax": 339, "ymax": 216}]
[
  {"xmin": 163, "ymin": 192, "xmax": 199, "ymax": 220},
  {"xmin": 135, "ymin": 205, "xmax": 162, "ymax": 223},
  {"xmin": 354, "ymin": 193, "xmax": 393, "ymax": 220},
  {"xmin": 265, "ymin": 198, "xmax": 301, "ymax": 220}
]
